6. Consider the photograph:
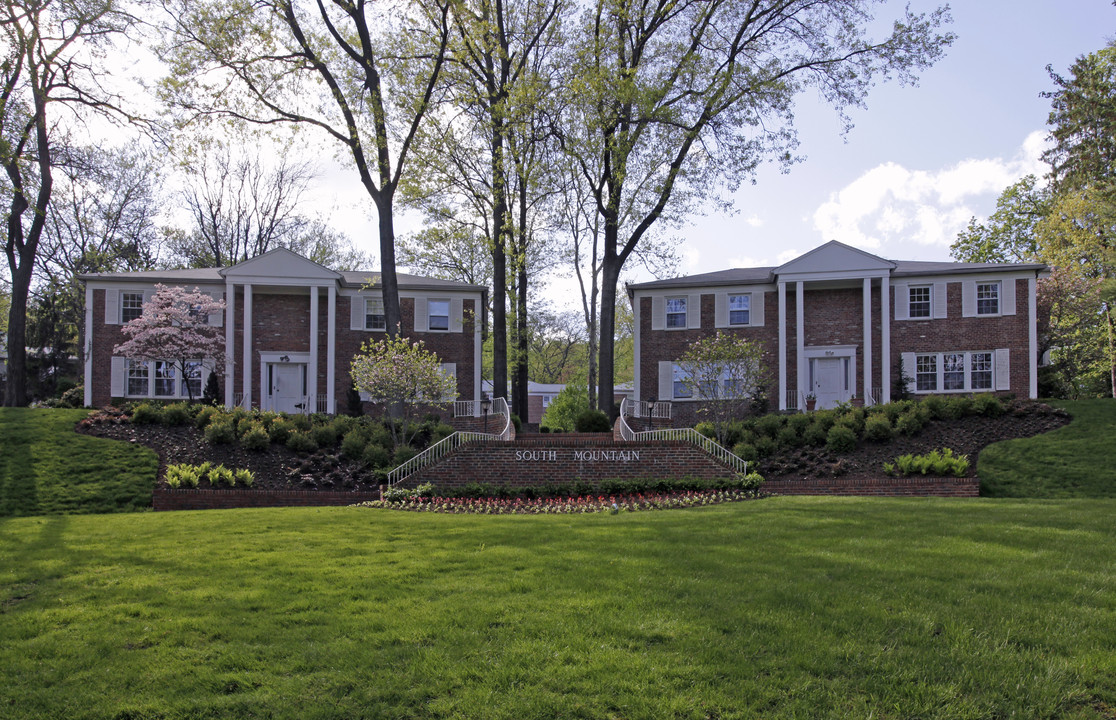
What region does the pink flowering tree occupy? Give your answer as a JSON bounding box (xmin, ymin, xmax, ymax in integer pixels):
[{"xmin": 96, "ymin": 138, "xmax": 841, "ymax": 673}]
[
  {"xmin": 114, "ymin": 285, "xmax": 226, "ymax": 403},
  {"xmin": 350, "ymin": 336, "xmax": 456, "ymax": 448}
]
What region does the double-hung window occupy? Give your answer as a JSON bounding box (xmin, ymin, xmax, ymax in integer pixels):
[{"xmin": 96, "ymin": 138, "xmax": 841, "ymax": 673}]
[
  {"xmin": 976, "ymin": 282, "xmax": 1000, "ymax": 315},
  {"xmin": 154, "ymin": 361, "xmax": 177, "ymax": 396},
  {"xmin": 909, "ymin": 286, "xmax": 932, "ymax": 319},
  {"xmin": 121, "ymin": 292, "xmax": 144, "ymax": 323},
  {"xmin": 666, "ymin": 297, "xmax": 687, "ymax": 328},
  {"xmin": 914, "ymin": 351, "xmax": 995, "ymax": 392},
  {"xmin": 126, "ymin": 359, "xmax": 149, "ymax": 396},
  {"xmin": 672, "ymin": 364, "xmax": 692, "ymax": 399},
  {"xmin": 429, "ymin": 300, "xmax": 450, "ymax": 331},
  {"xmin": 365, "ymin": 297, "xmax": 386, "ymax": 331},
  {"xmin": 728, "ymin": 294, "xmax": 750, "ymax": 325}
]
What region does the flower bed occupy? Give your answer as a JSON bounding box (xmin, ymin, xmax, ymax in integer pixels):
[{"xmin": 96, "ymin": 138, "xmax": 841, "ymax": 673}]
[{"xmin": 357, "ymin": 488, "xmax": 763, "ymax": 514}]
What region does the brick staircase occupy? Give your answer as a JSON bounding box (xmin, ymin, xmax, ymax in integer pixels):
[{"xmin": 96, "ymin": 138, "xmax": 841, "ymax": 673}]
[{"xmin": 395, "ymin": 433, "xmax": 741, "ymax": 489}]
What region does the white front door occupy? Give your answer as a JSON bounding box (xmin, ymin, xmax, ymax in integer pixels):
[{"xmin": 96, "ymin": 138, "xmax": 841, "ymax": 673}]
[
  {"xmin": 268, "ymin": 363, "xmax": 306, "ymax": 413},
  {"xmin": 812, "ymin": 357, "xmax": 848, "ymax": 409}
]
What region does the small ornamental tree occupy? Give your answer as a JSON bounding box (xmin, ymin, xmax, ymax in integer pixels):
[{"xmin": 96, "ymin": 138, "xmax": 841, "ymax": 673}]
[
  {"xmin": 350, "ymin": 336, "xmax": 456, "ymax": 448},
  {"xmin": 114, "ymin": 285, "xmax": 226, "ymax": 403},
  {"xmin": 541, "ymin": 382, "xmax": 590, "ymax": 432},
  {"xmin": 677, "ymin": 332, "xmax": 767, "ymax": 445}
]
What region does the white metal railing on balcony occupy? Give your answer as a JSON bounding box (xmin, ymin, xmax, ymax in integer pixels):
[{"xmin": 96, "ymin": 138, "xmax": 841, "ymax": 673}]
[
  {"xmin": 786, "ymin": 389, "xmax": 801, "ymax": 412},
  {"xmin": 454, "ymin": 400, "xmax": 476, "ymax": 417},
  {"xmin": 867, "ymin": 386, "xmax": 883, "ymax": 406},
  {"xmin": 388, "ymin": 397, "xmax": 512, "ymax": 486},
  {"xmin": 617, "ymin": 398, "xmax": 747, "ymax": 475},
  {"xmin": 628, "ymin": 399, "xmax": 672, "ymax": 419}
]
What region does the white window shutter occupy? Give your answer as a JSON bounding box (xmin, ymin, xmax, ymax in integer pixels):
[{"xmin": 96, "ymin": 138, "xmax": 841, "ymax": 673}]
[
  {"xmin": 995, "ymin": 348, "xmax": 1011, "ymax": 390},
  {"xmin": 688, "ymin": 294, "xmax": 701, "ymax": 329},
  {"xmin": 933, "ymin": 282, "xmax": 948, "ymax": 319},
  {"xmin": 714, "ymin": 292, "xmax": 727, "ymax": 328},
  {"xmin": 658, "ymin": 361, "xmax": 673, "ymax": 400},
  {"xmin": 414, "ymin": 297, "xmax": 428, "ymax": 332},
  {"xmin": 752, "ymin": 291, "xmax": 764, "ymax": 326},
  {"xmin": 894, "ymin": 284, "xmax": 909, "ymax": 321},
  {"xmin": 450, "ymin": 297, "xmax": 463, "ymax": 332},
  {"xmin": 350, "ymin": 295, "xmax": 364, "ymax": 331},
  {"xmin": 1001, "ymin": 278, "xmax": 1016, "ymax": 316},
  {"xmin": 142, "ymin": 289, "xmax": 154, "ymax": 304},
  {"xmin": 105, "ymin": 289, "xmax": 119, "ymax": 325},
  {"xmin": 110, "ymin": 356, "xmax": 125, "ymax": 397},
  {"xmin": 900, "ymin": 353, "xmax": 915, "ymax": 393},
  {"xmin": 651, "ymin": 296, "xmax": 665, "ymax": 331},
  {"xmin": 962, "ymin": 281, "xmax": 976, "ymax": 317},
  {"xmin": 208, "ymin": 292, "xmax": 223, "ymax": 327}
]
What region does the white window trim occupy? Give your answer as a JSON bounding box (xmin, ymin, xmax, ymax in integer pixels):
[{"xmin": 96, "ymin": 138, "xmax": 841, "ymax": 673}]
[
  {"xmin": 908, "ymin": 285, "xmax": 932, "ymax": 319},
  {"xmin": 665, "ymin": 296, "xmax": 687, "ymax": 330},
  {"xmin": 365, "ymin": 297, "xmax": 387, "ymax": 332},
  {"xmin": 427, "ymin": 298, "xmax": 451, "ymax": 332},
  {"xmin": 727, "ymin": 293, "xmax": 751, "ymax": 326},
  {"xmin": 120, "ymin": 357, "xmax": 208, "ymax": 399},
  {"xmin": 120, "ymin": 291, "xmax": 145, "ymax": 324},
  {"xmin": 975, "ymin": 281, "xmax": 1001, "ymax": 316}
]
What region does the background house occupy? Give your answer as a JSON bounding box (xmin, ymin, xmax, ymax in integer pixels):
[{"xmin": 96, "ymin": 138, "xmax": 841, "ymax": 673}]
[{"xmin": 629, "ymin": 241, "xmax": 1046, "ymax": 423}]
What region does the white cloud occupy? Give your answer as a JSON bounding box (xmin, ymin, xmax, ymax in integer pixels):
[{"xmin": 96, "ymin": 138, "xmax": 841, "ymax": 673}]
[{"xmin": 812, "ymin": 132, "xmax": 1048, "ymax": 257}]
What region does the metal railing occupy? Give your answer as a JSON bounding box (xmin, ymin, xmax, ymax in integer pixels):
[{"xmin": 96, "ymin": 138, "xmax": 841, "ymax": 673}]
[
  {"xmin": 629, "ymin": 399, "xmax": 672, "ymax": 419},
  {"xmin": 454, "ymin": 400, "xmax": 476, "ymax": 417},
  {"xmin": 617, "ymin": 398, "xmax": 748, "ymax": 475},
  {"xmin": 388, "ymin": 397, "xmax": 512, "ymax": 486},
  {"xmin": 867, "ymin": 386, "xmax": 883, "ymax": 406},
  {"xmin": 786, "ymin": 389, "xmax": 802, "ymax": 411}
]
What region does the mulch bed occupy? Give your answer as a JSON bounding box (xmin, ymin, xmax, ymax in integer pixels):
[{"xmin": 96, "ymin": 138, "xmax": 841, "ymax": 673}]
[
  {"xmin": 758, "ymin": 400, "xmax": 1071, "ymax": 484},
  {"xmin": 78, "ymin": 412, "xmax": 379, "ymax": 493}
]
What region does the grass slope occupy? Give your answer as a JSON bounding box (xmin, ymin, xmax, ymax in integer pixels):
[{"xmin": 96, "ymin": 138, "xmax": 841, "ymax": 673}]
[
  {"xmin": 0, "ymin": 408, "xmax": 159, "ymax": 517},
  {"xmin": 978, "ymin": 399, "xmax": 1116, "ymax": 497},
  {"xmin": 2, "ymin": 500, "xmax": 1115, "ymax": 719}
]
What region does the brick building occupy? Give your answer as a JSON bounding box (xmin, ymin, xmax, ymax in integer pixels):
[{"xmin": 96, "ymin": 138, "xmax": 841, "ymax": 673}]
[
  {"xmin": 81, "ymin": 248, "xmax": 486, "ymax": 414},
  {"xmin": 628, "ymin": 241, "xmax": 1046, "ymax": 420}
]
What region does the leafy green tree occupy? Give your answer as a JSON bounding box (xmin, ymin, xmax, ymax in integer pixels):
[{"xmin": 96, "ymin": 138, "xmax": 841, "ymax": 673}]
[
  {"xmin": 1037, "ymin": 267, "xmax": 1107, "ymax": 398},
  {"xmin": 540, "ymin": 381, "xmax": 588, "ymax": 432},
  {"xmin": 676, "ymin": 332, "xmax": 767, "ymax": 445},
  {"xmin": 951, "ymin": 175, "xmax": 1050, "ymax": 263},
  {"xmin": 560, "ymin": 0, "xmax": 954, "ymax": 417},
  {"xmin": 162, "ymin": 0, "xmax": 455, "ymax": 339},
  {"xmin": 350, "ymin": 336, "xmax": 456, "ymax": 448},
  {"xmin": 2, "ymin": 0, "xmax": 143, "ymax": 406}
]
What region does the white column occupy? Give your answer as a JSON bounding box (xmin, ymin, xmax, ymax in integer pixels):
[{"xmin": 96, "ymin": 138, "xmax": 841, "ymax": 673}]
[
  {"xmin": 242, "ymin": 283, "xmax": 252, "ymax": 409},
  {"xmin": 310, "ymin": 286, "xmax": 319, "ymax": 413},
  {"xmin": 84, "ymin": 286, "xmax": 94, "ymax": 408},
  {"xmin": 326, "ymin": 284, "xmax": 336, "ymax": 414},
  {"xmin": 796, "ymin": 281, "xmax": 805, "ymax": 403},
  {"xmin": 778, "ymin": 282, "xmax": 787, "ymax": 410},
  {"xmin": 863, "ymin": 277, "xmax": 872, "ymax": 403},
  {"xmin": 225, "ymin": 281, "xmax": 235, "ymax": 407},
  {"xmin": 1028, "ymin": 277, "xmax": 1038, "ymax": 399},
  {"xmin": 881, "ymin": 278, "xmax": 891, "ymax": 404}
]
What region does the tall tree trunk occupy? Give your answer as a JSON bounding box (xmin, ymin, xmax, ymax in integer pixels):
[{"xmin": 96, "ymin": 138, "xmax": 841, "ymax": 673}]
[
  {"xmin": 597, "ymin": 241, "xmax": 621, "ymax": 419},
  {"xmin": 3, "ymin": 266, "xmax": 31, "ymax": 406},
  {"xmin": 515, "ymin": 241, "xmax": 529, "ymax": 421},
  {"xmin": 490, "ymin": 125, "xmax": 508, "ymax": 402},
  {"xmin": 374, "ymin": 192, "xmax": 402, "ymax": 337}
]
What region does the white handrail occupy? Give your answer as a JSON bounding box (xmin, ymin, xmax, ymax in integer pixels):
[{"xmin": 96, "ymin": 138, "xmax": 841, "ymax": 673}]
[
  {"xmin": 387, "ymin": 396, "xmax": 513, "ymax": 486},
  {"xmin": 617, "ymin": 397, "xmax": 748, "ymax": 475}
]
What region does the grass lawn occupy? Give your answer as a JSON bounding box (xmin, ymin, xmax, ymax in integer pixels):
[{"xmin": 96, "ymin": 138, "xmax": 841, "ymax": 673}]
[
  {"xmin": 0, "ymin": 408, "xmax": 159, "ymax": 517},
  {"xmin": 3, "ymin": 499, "xmax": 1115, "ymax": 719},
  {"xmin": 978, "ymin": 399, "xmax": 1116, "ymax": 497}
]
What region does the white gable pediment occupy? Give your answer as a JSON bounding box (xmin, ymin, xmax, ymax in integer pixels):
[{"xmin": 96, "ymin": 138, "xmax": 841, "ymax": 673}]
[
  {"xmin": 776, "ymin": 241, "xmax": 895, "ymax": 278},
  {"xmin": 220, "ymin": 248, "xmax": 341, "ymax": 284}
]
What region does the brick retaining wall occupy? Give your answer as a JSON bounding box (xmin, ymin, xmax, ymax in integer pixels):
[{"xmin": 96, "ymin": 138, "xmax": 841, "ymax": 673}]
[
  {"xmin": 153, "ymin": 488, "xmax": 381, "ymax": 511},
  {"xmin": 764, "ymin": 476, "xmax": 979, "ymax": 497}
]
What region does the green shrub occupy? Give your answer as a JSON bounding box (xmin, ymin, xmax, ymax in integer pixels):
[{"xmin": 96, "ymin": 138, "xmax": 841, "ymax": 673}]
[
  {"xmin": 835, "ymin": 407, "xmax": 865, "ymax": 434},
  {"xmin": 204, "ymin": 420, "xmax": 236, "ymax": 445},
  {"xmin": 393, "ymin": 445, "xmax": 417, "ymax": 465},
  {"xmin": 331, "ymin": 416, "xmax": 357, "ymax": 437},
  {"xmin": 720, "ymin": 420, "xmax": 747, "ymax": 447},
  {"xmin": 289, "ymin": 414, "xmax": 311, "ymax": 432},
  {"xmin": 311, "ymin": 424, "xmax": 339, "ymax": 448},
  {"xmin": 131, "ymin": 402, "xmax": 162, "ymax": 425},
  {"xmin": 234, "ymin": 468, "xmax": 255, "ymax": 487},
  {"xmin": 972, "ymin": 393, "xmax": 1004, "ymax": 417},
  {"xmin": 777, "ymin": 425, "xmax": 802, "ymax": 448},
  {"xmin": 811, "ymin": 410, "xmax": 837, "ymax": 434},
  {"xmin": 921, "ymin": 395, "xmax": 946, "ymax": 420},
  {"xmin": 286, "ymin": 431, "xmax": 318, "ymax": 454},
  {"xmin": 575, "ymin": 409, "xmax": 611, "ymax": 432},
  {"xmin": 510, "ymin": 414, "xmax": 522, "ymax": 433},
  {"xmin": 368, "ymin": 424, "xmax": 393, "ymax": 451},
  {"xmin": 429, "ymin": 422, "xmax": 455, "ymax": 444},
  {"xmin": 362, "ymin": 444, "xmax": 392, "ymax": 469},
  {"xmin": 863, "ymin": 414, "xmax": 894, "ymax": 442},
  {"xmin": 695, "ymin": 422, "xmax": 716, "ymax": 440},
  {"xmin": 754, "ymin": 435, "xmax": 778, "ymax": 458},
  {"xmin": 755, "ymin": 413, "xmax": 784, "ymax": 439},
  {"xmin": 236, "ymin": 415, "xmax": 258, "ymax": 438},
  {"xmin": 240, "ymin": 423, "xmax": 271, "ymax": 451},
  {"xmin": 940, "ymin": 396, "xmax": 972, "ymax": 420},
  {"xmin": 738, "ymin": 472, "xmax": 765, "ymax": 492},
  {"xmin": 256, "ymin": 411, "xmax": 279, "ymax": 430},
  {"xmin": 803, "ymin": 422, "xmax": 829, "ymax": 447},
  {"xmin": 341, "ymin": 429, "xmax": 370, "ymax": 461},
  {"xmin": 59, "ymin": 384, "xmax": 85, "ymax": 408},
  {"xmin": 826, "ymin": 425, "xmax": 857, "ymax": 453},
  {"xmin": 195, "ymin": 406, "xmax": 221, "ymax": 430},
  {"xmin": 165, "ymin": 463, "xmax": 199, "ymax": 489},
  {"xmin": 157, "ymin": 402, "xmax": 190, "ymax": 426},
  {"xmin": 895, "ymin": 405, "xmax": 931, "ymax": 435},
  {"xmin": 268, "ymin": 418, "xmax": 295, "ymax": 445},
  {"xmin": 732, "ymin": 442, "xmax": 758, "ymax": 463},
  {"xmin": 786, "ymin": 413, "xmax": 812, "ymax": 436},
  {"xmin": 884, "ymin": 448, "xmax": 970, "ymax": 477}
]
